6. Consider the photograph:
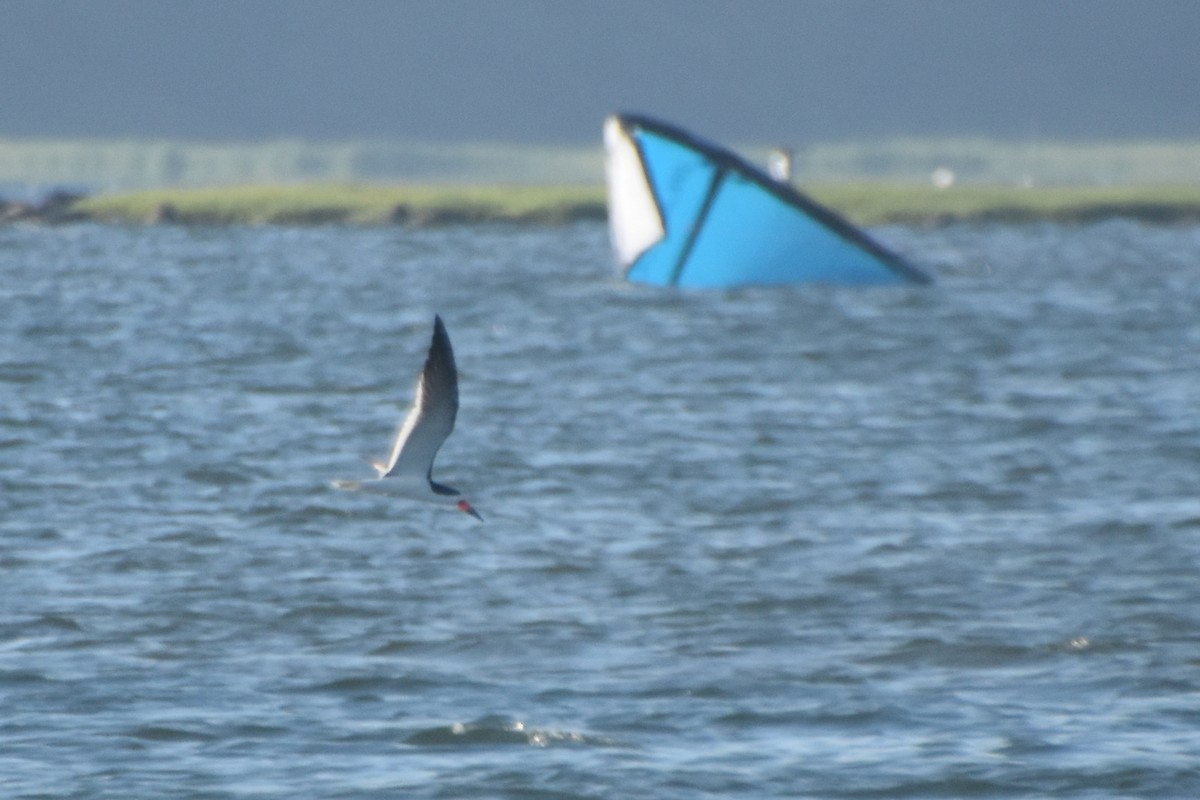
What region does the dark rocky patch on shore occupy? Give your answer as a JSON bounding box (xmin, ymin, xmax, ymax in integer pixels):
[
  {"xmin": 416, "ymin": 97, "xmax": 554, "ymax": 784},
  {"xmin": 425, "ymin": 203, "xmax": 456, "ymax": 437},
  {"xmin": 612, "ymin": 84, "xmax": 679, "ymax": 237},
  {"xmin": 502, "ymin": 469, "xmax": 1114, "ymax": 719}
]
[{"xmin": 0, "ymin": 190, "xmax": 88, "ymax": 223}]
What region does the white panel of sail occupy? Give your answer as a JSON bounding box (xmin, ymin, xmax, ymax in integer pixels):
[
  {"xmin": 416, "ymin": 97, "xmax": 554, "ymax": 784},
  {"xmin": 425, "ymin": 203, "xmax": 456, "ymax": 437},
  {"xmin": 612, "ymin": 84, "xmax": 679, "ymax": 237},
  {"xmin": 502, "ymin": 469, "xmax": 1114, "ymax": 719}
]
[{"xmin": 603, "ymin": 116, "xmax": 665, "ymax": 268}]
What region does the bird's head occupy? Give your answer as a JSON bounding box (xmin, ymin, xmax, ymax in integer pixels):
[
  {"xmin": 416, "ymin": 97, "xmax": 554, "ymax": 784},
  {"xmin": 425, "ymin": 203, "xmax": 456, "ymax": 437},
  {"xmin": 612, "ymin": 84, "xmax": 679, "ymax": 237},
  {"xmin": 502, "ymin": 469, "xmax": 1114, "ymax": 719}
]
[
  {"xmin": 429, "ymin": 479, "xmax": 482, "ymax": 521},
  {"xmin": 455, "ymin": 498, "xmax": 483, "ymax": 521}
]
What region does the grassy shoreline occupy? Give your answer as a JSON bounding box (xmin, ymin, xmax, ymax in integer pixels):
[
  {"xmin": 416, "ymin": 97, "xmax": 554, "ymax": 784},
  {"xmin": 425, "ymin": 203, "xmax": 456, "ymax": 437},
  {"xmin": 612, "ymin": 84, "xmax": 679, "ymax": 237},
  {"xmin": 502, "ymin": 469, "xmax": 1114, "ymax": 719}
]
[
  {"xmin": 68, "ymin": 184, "xmax": 608, "ymax": 226},
  {"xmin": 42, "ymin": 182, "xmax": 1200, "ymax": 227}
]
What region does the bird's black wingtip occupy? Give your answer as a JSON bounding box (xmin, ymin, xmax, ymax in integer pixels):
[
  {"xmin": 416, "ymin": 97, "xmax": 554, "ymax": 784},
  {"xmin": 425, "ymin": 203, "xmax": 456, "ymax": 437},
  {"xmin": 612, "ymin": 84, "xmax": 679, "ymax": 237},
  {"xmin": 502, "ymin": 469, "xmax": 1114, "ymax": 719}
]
[
  {"xmin": 430, "ymin": 313, "xmax": 451, "ymax": 346},
  {"xmin": 432, "ymin": 313, "xmax": 451, "ymax": 342}
]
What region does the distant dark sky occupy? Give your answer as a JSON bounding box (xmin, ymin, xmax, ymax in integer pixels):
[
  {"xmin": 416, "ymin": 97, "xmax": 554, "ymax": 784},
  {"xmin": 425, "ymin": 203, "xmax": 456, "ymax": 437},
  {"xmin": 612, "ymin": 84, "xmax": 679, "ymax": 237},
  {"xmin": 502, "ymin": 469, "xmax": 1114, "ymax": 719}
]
[{"xmin": 2, "ymin": 0, "xmax": 1198, "ymax": 143}]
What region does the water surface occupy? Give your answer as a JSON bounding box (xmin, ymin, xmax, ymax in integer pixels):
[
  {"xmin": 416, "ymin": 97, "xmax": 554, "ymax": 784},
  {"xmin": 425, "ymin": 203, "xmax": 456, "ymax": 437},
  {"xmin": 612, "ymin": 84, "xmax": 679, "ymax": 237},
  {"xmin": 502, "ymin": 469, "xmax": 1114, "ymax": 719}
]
[{"xmin": 3, "ymin": 220, "xmax": 1200, "ymax": 797}]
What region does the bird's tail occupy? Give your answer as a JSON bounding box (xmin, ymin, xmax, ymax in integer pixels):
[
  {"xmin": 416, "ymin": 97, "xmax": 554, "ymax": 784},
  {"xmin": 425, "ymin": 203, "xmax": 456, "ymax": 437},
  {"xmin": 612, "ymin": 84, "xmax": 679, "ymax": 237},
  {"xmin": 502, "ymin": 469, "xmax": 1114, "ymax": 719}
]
[{"xmin": 368, "ymin": 456, "xmax": 390, "ymax": 478}]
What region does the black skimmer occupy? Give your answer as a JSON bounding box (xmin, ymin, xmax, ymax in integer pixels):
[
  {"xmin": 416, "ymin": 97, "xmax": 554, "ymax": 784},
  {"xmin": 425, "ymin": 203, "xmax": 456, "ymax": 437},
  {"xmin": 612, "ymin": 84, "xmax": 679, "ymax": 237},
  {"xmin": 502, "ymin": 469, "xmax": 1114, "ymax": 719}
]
[{"xmin": 334, "ymin": 315, "xmax": 482, "ymax": 521}]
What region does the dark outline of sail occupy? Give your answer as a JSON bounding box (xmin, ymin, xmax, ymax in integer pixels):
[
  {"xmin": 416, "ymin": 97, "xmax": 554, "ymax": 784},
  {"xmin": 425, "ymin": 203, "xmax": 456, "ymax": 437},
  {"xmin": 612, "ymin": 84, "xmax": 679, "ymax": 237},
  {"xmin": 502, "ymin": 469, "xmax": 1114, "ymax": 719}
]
[{"xmin": 605, "ymin": 113, "xmax": 932, "ymax": 288}]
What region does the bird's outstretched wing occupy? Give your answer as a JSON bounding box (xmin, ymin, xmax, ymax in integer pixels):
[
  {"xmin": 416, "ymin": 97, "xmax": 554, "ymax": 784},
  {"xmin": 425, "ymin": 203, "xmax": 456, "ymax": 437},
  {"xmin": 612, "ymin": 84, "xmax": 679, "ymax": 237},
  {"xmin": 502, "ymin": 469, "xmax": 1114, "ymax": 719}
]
[{"xmin": 377, "ymin": 315, "xmax": 459, "ymax": 479}]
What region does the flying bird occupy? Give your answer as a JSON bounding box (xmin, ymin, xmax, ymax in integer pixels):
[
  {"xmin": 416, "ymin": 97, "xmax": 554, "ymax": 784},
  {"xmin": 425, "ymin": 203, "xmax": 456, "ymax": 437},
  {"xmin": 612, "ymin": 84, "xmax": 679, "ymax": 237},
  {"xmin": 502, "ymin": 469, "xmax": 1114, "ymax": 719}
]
[{"xmin": 334, "ymin": 315, "xmax": 482, "ymax": 521}]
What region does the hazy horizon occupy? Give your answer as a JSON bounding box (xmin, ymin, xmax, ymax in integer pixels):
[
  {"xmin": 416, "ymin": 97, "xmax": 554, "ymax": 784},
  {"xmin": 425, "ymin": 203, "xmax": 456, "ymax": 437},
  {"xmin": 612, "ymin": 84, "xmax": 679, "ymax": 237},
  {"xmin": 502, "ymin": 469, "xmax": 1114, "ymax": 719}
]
[{"xmin": 2, "ymin": 0, "xmax": 1198, "ymax": 145}]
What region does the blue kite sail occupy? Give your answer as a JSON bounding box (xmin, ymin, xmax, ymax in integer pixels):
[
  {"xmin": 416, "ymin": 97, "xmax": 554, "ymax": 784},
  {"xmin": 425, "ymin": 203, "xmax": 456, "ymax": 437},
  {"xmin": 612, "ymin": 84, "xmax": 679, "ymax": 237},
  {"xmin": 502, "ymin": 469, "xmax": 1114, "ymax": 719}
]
[{"xmin": 604, "ymin": 113, "xmax": 931, "ymax": 288}]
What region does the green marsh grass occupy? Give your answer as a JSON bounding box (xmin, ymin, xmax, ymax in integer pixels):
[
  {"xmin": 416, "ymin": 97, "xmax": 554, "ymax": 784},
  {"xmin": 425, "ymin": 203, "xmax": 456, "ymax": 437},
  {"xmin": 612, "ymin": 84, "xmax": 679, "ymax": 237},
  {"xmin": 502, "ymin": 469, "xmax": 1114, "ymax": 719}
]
[
  {"xmin": 66, "ymin": 182, "xmax": 1200, "ymax": 227},
  {"xmin": 72, "ymin": 183, "xmax": 608, "ymax": 226},
  {"xmin": 804, "ymin": 182, "xmax": 1200, "ymax": 225}
]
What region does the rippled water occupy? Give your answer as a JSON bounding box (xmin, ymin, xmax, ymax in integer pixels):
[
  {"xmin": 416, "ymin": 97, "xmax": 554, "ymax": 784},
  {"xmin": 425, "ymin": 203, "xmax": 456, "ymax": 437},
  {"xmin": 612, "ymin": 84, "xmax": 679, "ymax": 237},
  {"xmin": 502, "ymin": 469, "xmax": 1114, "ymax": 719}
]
[{"xmin": 3, "ymin": 220, "xmax": 1200, "ymax": 797}]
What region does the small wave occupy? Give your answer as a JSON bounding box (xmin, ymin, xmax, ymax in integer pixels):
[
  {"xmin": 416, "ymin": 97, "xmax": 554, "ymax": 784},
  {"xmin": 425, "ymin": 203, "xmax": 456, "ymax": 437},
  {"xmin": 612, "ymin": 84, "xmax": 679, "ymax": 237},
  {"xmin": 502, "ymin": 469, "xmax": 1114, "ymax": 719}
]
[
  {"xmin": 151, "ymin": 528, "xmax": 228, "ymax": 547},
  {"xmin": 247, "ymin": 500, "xmax": 351, "ymax": 523},
  {"xmin": 0, "ymin": 362, "xmax": 45, "ymax": 384},
  {"xmin": 290, "ymin": 671, "xmax": 445, "ymax": 697},
  {"xmin": 124, "ymin": 724, "xmax": 217, "ymax": 743},
  {"xmin": 405, "ymin": 716, "xmax": 616, "ymax": 749},
  {"xmin": 368, "ymin": 638, "xmax": 432, "ymax": 655},
  {"xmin": 277, "ymin": 602, "xmax": 383, "ymax": 624},
  {"xmin": 865, "ymin": 636, "xmax": 1043, "ymax": 668},
  {"xmin": 184, "ymin": 466, "xmax": 253, "ymax": 486},
  {"xmin": 0, "ymin": 668, "xmax": 52, "ymax": 686},
  {"xmin": 33, "ymin": 613, "xmax": 84, "ymax": 632}
]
